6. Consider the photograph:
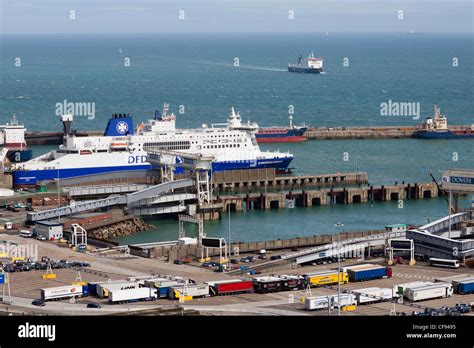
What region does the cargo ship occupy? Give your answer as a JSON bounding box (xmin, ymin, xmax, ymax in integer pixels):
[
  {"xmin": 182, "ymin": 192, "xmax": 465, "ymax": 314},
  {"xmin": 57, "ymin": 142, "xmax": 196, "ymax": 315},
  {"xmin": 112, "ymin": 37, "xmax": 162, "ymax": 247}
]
[
  {"xmin": 10, "ymin": 104, "xmax": 294, "ymax": 186},
  {"xmin": 0, "ymin": 114, "xmax": 33, "ymax": 163},
  {"xmin": 413, "ymin": 105, "xmax": 474, "ymax": 139},
  {"xmin": 288, "ymin": 52, "xmax": 323, "ymax": 74},
  {"xmin": 256, "ymin": 115, "xmax": 307, "ymax": 143}
]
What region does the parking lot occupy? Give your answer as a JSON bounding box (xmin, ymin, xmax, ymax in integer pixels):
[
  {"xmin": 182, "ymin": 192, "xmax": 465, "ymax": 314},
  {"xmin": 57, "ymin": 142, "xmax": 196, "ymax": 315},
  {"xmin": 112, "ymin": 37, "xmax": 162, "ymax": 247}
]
[{"xmin": 1, "ymin": 232, "xmax": 474, "ymax": 316}]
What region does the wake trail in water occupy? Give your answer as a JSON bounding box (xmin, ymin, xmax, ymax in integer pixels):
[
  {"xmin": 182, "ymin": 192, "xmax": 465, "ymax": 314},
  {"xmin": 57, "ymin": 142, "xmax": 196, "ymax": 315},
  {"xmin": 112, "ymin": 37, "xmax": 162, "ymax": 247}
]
[{"xmin": 196, "ymin": 60, "xmax": 286, "ymax": 72}]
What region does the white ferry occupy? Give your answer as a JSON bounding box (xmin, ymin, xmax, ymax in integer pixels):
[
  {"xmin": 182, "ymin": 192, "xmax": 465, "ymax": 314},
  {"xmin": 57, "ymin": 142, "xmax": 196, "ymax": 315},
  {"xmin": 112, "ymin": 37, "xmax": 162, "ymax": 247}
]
[{"xmin": 11, "ymin": 105, "xmax": 293, "ymax": 186}]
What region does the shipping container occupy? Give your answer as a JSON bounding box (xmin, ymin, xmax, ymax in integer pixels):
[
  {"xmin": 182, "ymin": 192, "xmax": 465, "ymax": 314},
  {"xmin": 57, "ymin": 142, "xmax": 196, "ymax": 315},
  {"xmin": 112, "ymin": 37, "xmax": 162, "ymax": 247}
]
[
  {"xmin": 342, "ymin": 263, "xmax": 377, "ymax": 272},
  {"xmin": 352, "ymin": 287, "xmax": 393, "ymax": 304},
  {"xmin": 453, "ymin": 277, "xmax": 474, "ymax": 294},
  {"xmin": 405, "ymin": 282, "xmax": 453, "ymax": 302},
  {"xmin": 305, "ymin": 296, "xmax": 330, "ymax": 311},
  {"xmin": 97, "ymin": 281, "xmax": 140, "ymax": 298},
  {"xmin": 206, "ymin": 279, "xmax": 254, "ymax": 296},
  {"xmin": 347, "ymin": 265, "xmax": 391, "ymax": 282},
  {"xmin": 41, "ymin": 285, "xmax": 84, "ymax": 301},
  {"xmin": 303, "ymin": 270, "xmax": 348, "ymax": 286},
  {"xmin": 253, "ymin": 276, "xmax": 282, "ymax": 293},
  {"xmin": 108, "ymin": 287, "xmax": 157, "ymax": 304},
  {"xmin": 169, "ymin": 284, "xmax": 210, "ymax": 300}
]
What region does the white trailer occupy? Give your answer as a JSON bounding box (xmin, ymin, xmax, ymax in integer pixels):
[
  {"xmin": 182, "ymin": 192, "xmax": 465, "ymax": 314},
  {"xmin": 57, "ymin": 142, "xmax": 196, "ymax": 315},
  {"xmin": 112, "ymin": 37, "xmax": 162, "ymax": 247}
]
[
  {"xmin": 108, "ymin": 287, "xmax": 157, "ymax": 303},
  {"xmin": 405, "ymin": 282, "xmax": 453, "ymax": 302},
  {"xmin": 330, "ymin": 293, "xmax": 357, "ymax": 308},
  {"xmin": 352, "ymin": 287, "xmax": 394, "ymax": 304},
  {"xmin": 393, "ymin": 281, "xmax": 432, "ymax": 298},
  {"xmin": 97, "ymin": 281, "xmax": 140, "ymax": 298},
  {"xmin": 305, "ymin": 296, "xmax": 330, "ymax": 311},
  {"xmin": 41, "ymin": 285, "xmax": 84, "ymax": 301},
  {"xmin": 169, "ymin": 284, "xmax": 210, "ymax": 300}
]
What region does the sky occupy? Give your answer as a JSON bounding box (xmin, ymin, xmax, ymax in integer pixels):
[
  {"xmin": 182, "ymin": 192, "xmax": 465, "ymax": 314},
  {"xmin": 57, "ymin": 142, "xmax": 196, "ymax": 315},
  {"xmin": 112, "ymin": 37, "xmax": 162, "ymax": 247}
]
[{"xmin": 0, "ymin": 0, "xmax": 472, "ymax": 34}]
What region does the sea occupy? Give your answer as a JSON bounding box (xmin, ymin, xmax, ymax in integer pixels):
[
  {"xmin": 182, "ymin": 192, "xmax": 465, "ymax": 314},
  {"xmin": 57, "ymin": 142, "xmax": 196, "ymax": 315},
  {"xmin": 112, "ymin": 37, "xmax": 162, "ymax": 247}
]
[{"xmin": 1, "ymin": 33, "xmax": 473, "ymax": 244}]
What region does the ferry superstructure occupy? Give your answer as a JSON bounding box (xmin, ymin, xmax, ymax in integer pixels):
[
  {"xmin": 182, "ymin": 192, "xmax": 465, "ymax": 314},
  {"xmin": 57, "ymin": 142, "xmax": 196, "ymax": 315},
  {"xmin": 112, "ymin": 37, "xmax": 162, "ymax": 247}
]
[{"xmin": 10, "ymin": 105, "xmax": 293, "ymax": 186}]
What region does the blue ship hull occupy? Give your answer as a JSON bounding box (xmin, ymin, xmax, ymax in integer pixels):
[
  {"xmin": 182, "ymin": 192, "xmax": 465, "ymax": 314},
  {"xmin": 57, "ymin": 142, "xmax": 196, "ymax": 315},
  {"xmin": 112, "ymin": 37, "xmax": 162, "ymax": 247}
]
[
  {"xmin": 413, "ymin": 130, "xmax": 474, "ymax": 139},
  {"xmin": 12, "ymin": 157, "xmax": 293, "ymax": 186}
]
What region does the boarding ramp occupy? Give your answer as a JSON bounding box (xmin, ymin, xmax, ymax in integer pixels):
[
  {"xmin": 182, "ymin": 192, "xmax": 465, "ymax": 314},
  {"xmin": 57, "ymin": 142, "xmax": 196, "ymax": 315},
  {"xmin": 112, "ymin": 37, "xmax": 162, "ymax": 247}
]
[
  {"xmin": 27, "ymin": 178, "xmax": 196, "ymax": 222},
  {"xmin": 406, "ymin": 211, "xmax": 474, "ymax": 260},
  {"xmin": 126, "ymin": 178, "xmax": 195, "ymax": 205},
  {"xmin": 63, "ymin": 183, "xmax": 150, "ymax": 198},
  {"xmin": 417, "ymin": 212, "xmax": 472, "ymax": 234},
  {"xmin": 27, "ymin": 195, "xmax": 127, "ymax": 221}
]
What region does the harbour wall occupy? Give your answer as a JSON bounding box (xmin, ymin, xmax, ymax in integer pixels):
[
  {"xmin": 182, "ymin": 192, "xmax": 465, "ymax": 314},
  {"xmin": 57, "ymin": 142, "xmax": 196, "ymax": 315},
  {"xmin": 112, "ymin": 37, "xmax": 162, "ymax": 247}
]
[{"xmin": 24, "ymin": 125, "xmax": 473, "ymax": 145}]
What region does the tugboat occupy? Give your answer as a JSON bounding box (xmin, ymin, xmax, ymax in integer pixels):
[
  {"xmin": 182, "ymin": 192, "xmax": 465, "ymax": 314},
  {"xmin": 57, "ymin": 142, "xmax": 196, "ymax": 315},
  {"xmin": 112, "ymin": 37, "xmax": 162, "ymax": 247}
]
[
  {"xmin": 0, "ymin": 114, "xmax": 33, "ymax": 163},
  {"xmin": 413, "ymin": 105, "xmax": 474, "ymax": 139},
  {"xmin": 256, "ymin": 115, "xmax": 307, "ymax": 143},
  {"xmin": 288, "ymin": 52, "xmax": 323, "ymax": 74}
]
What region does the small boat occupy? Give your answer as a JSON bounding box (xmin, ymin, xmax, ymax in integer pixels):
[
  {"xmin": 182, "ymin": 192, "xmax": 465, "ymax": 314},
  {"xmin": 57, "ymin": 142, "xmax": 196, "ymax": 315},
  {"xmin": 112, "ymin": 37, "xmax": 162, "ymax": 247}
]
[
  {"xmin": 288, "ymin": 52, "xmax": 323, "ymax": 74},
  {"xmin": 256, "ymin": 115, "xmax": 307, "ymax": 143},
  {"xmin": 413, "ymin": 105, "xmax": 474, "ymax": 139}
]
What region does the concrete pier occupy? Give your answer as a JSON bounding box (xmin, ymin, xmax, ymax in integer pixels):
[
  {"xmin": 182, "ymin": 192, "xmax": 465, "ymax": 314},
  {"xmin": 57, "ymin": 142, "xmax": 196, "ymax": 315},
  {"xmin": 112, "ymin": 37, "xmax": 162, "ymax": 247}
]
[
  {"xmin": 214, "ymin": 182, "xmax": 438, "ymax": 216},
  {"xmin": 304, "ymin": 125, "xmax": 472, "ymax": 140}
]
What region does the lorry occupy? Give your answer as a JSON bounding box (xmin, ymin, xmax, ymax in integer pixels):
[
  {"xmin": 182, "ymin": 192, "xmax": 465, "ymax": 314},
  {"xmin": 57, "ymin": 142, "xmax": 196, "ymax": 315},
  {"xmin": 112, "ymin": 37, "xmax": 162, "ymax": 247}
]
[
  {"xmin": 352, "ymin": 287, "xmax": 394, "ymax": 304},
  {"xmin": 452, "ymin": 277, "xmax": 474, "ymax": 294},
  {"xmin": 40, "ymin": 285, "xmax": 86, "ymax": 301},
  {"xmin": 108, "ymin": 287, "xmax": 158, "ymax": 304},
  {"xmin": 346, "ymin": 265, "xmax": 392, "ymax": 282},
  {"xmin": 405, "ymin": 282, "xmax": 453, "ymax": 302},
  {"xmin": 97, "ymin": 281, "xmax": 140, "ymax": 298},
  {"xmin": 206, "ymin": 279, "xmax": 254, "ymax": 296},
  {"xmin": 393, "ymin": 281, "xmax": 432, "ymax": 298},
  {"xmin": 303, "ymin": 270, "xmax": 348, "ymax": 287},
  {"xmin": 169, "ymin": 284, "xmax": 210, "ymax": 300}
]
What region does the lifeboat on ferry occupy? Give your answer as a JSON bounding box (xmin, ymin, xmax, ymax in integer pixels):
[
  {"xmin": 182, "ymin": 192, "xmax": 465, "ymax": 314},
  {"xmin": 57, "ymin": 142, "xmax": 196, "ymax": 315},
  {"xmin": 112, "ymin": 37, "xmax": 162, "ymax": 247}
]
[{"xmin": 110, "ymin": 142, "xmax": 128, "ymax": 149}]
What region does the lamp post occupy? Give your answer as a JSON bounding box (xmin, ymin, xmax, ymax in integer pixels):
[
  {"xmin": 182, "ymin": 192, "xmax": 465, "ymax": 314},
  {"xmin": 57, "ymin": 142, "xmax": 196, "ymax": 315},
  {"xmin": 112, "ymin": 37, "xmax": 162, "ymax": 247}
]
[
  {"xmin": 227, "ymin": 184, "xmax": 232, "ymax": 269},
  {"xmin": 334, "ymin": 222, "xmax": 344, "ymax": 316},
  {"xmin": 57, "ymin": 161, "xmax": 61, "ymax": 223}
]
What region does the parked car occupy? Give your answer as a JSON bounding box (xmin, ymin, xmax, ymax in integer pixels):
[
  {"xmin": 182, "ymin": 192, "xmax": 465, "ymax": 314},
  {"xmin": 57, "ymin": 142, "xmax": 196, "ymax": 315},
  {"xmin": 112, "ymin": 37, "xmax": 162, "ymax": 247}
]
[
  {"xmin": 270, "ymin": 255, "xmax": 281, "ymax": 260},
  {"xmin": 258, "ymin": 254, "xmax": 267, "ymax": 260},
  {"xmin": 174, "ymin": 259, "xmax": 184, "ymax": 265},
  {"xmin": 455, "ymin": 303, "xmax": 471, "ymax": 314},
  {"xmin": 87, "ymin": 303, "xmax": 102, "ymax": 309},
  {"xmin": 240, "ymin": 257, "xmax": 250, "ymax": 263},
  {"xmin": 230, "ymin": 258, "xmax": 239, "ymax": 264},
  {"xmin": 36, "ymin": 236, "xmax": 46, "ymax": 241},
  {"xmin": 31, "ymin": 300, "xmax": 45, "ymax": 307}
]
